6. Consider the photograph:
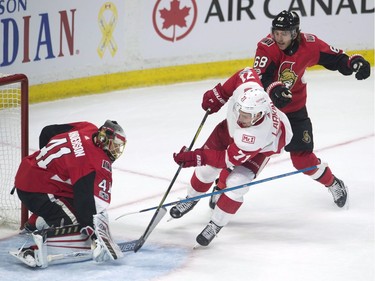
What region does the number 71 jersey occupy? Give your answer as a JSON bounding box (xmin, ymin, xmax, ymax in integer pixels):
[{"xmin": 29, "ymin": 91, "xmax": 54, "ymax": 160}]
[{"xmin": 14, "ymin": 122, "xmax": 113, "ymax": 209}]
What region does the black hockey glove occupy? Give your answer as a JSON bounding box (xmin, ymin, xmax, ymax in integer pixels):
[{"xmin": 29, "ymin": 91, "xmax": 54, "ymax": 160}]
[
  {"xmin": 349, "ymin": 54, "xmax": 370, "ymax": 80},
  {"xmin": 266, "ymin": 81, "xmax": 292, "ymax": 109}
]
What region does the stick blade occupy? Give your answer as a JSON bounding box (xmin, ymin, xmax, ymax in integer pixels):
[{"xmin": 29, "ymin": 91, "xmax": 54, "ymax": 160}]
[{"xmin": 134, "ymin": 207, "xmax": 167, "ymax": 252}]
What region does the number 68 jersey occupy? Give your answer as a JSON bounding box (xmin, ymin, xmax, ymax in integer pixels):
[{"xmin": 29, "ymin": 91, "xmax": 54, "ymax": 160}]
[{"xmin": 14, "ymin": 122, "xmax": 113, "ymax": 214}]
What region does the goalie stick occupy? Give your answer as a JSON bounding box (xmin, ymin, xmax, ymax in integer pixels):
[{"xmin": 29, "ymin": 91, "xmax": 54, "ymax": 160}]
[
  {"xmin": 133, "ymin": 110, "xmax": 210, "ymax": 253},
  {"xmin": 45, "ymin": 209, "xmax": 165, "ymax": 253},
  {"xmin": 116, "ymin": 163, "xmax": 327, "ymax": 219}
]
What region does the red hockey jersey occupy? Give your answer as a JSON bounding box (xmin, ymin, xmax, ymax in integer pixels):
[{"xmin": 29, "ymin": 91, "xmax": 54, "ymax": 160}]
[
  {"xmin": 254, "ymin": 32, "xmax": 353, "ymax": 113},
  {"xmin": 15, "ymin": 122, "xmax": 113, "ymax": 214}
]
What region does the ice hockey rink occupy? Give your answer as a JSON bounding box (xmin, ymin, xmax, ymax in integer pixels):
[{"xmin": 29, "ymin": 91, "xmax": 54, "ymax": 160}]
[{"xmin": 0, "ymin": 68, "xmax": 374, "ymax": 281}]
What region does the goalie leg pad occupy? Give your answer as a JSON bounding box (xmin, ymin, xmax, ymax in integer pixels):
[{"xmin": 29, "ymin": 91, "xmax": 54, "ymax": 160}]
[
  {"xmin": 33, "ymin": 231, "xmax": 49, "ymax": 268},
  {"xmin": 10, "ymin": 224, "xmax": 92, "ymax": 268},
  {"xmin": 93, "ymin": 212, "xmax": 123, "ymax": 262}
]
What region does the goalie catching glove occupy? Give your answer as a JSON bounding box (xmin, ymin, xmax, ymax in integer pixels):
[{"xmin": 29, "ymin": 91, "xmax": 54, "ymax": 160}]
[{"xmin": 348, "ymin": 54, "xmax": 370, "ymax": 80}]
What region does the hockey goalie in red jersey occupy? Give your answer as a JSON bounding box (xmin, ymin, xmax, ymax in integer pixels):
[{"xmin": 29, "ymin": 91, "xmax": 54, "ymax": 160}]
[
  {"xmin": 10, "ymin": 120, "xmax": 127, "ymax": 268},
  {"xmin": 169, "ymin": 67, "xmax": 293, "ymax": 247},
  {"xmin": 253, "ymin": 10, "xmax": 371, "ymax": 208}
]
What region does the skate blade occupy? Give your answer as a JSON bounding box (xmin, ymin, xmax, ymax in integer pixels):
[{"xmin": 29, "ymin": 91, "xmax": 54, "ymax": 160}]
[
  {"xmin": 193, "ymin": 243, "xmax": 201, "ymax": 250},
  {"xmin": 193, "ymin": 242, "xmax": 209, "ymax": 250},
  {"xmin": 166, "ymin": 216, "xmax": 175, "ymax": 222},
  {"xmin": 344, "ymin": 185, "xmax": 350, "ymax": 210}
]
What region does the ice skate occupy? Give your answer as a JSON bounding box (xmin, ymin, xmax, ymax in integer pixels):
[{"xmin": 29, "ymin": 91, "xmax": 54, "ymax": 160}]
[
  {"xmin": 195, "ymin": 221, "xmax": 223, "ymax": 247},
  {"xmin": 169, "ymin": 197, "xmax": 199, "ymax": 218},
  {"xmin": 327, "ymin": 176, "xmax": 348, "ymax": 208}
]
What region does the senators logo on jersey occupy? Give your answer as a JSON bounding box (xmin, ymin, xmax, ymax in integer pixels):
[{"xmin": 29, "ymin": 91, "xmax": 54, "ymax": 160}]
[
  {"xmin": 278, "ymin": 61, "xmax": 298, "ymax": 89},
  {"xmin": 302, "ymin": 130, "xmax": 312, "ymax": 144}
]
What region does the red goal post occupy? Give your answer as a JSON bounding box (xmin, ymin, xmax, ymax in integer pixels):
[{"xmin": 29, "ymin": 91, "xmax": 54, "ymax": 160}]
[{"xmin": 0, "ymin": 74, "xmax": 29, "ymax": 229}]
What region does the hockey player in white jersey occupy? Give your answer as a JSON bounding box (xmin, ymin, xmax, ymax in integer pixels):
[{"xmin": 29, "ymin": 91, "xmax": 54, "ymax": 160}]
[{"xmin": 170, "ymin": 67, "xmax": 293, "ymax": 246}]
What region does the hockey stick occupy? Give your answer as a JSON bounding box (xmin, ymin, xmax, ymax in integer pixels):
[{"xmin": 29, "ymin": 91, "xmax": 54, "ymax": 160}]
[
  {"xmin": 54, "ymin": 207, "xmax": 161, "ymax": 254},
  {"xmin": 133, "ymin": 110, "xmax": 210, "ymax": 252},
  {"xmin": 116, "ymin": 163, "xmax": 326, "ymax": 219},
  {"xmin": 47, "ymin": 251, "xmax": 93, "ymax": 263},
  {"xmin": 117, "ymin": 207, "xmax": 167, "ymax": 252},
  {"xmin": 44, "ymin": 217, "xmax": 168, "ymax": 253}
]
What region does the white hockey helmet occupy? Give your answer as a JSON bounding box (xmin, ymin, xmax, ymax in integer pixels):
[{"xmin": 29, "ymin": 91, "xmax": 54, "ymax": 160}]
[
  {"xmin": 95, "ymin": 120, "xmax": 127, "ymax": 162},
  {"xmin": 234, "ymin": 88, "xmax": 270, "ymax": 126}
]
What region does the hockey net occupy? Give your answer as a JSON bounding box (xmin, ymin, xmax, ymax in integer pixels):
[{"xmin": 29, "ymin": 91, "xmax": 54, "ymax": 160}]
[{"xmin": 0, "ymin": 74, "xmax": 29, "ymax": 229}]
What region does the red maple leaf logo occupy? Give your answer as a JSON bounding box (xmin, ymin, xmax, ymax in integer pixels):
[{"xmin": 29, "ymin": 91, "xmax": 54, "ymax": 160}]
[{"xmin": 159, "ymin": 0, "xmax": 190, "ymax": 40}]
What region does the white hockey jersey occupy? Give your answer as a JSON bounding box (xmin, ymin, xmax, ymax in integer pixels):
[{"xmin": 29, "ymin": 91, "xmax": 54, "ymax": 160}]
[{"xmin": 224, "ymin": 75, "xmax": 293, "ymax": 167}]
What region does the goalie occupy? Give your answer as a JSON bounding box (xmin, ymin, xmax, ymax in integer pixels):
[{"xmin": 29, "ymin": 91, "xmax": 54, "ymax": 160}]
[{"xmin": 10, "ymin": 120, "xmax": 127, "ymax": 268}]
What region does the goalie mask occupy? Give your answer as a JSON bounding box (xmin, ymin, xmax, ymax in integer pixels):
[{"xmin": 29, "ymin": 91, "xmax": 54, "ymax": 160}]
[
  {"xmin": 233, "ymin": 88, "xmax": 270, "ymax": 128},
  {"xmin": 95, "ymin": 120, "xmax": 126, "ymax": 162}
]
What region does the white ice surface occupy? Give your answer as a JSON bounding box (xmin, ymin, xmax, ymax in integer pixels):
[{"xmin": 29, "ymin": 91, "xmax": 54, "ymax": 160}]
[{"xmin": 0, "ymin": 69, "xmax": 374, "ymax": 281}]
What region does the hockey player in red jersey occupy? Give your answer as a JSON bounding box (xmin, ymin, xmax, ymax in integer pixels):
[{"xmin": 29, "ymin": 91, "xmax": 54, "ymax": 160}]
[
  {"xmin": 11, "ymin": 120, "xmax": 127, "ymax": 268},
  {"xmin": 253, "ymin": 10, "xmax": 371, "ymax": 208},
  {"xmin": 170, "ymin": 67, "xmax": 293, "ymax": 246}
]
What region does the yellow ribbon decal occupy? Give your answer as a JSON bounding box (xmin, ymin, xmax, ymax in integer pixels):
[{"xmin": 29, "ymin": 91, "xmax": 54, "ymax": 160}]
[{"xmin": 97, "ymin": 2, "xmax": 118, "ymax": 58}]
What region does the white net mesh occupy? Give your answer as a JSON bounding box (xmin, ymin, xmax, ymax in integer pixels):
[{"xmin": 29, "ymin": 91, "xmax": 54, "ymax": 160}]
[{"xmin": 0, "ymin": 74, "xmax": 23, "ymax": 228}]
